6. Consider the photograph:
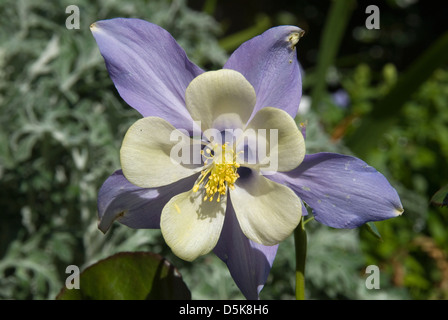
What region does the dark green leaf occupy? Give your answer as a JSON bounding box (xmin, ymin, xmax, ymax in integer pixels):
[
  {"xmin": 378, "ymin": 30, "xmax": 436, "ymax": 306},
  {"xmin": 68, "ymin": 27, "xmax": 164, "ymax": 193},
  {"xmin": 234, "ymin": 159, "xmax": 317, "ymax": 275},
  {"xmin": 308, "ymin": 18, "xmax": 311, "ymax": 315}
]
[
  {"xmin": 364, "ymin": 222, "xmax": 382, "ymax": 241},
  {"xmin": 430, "ymin": 183, "xmax": 448, "ymax": 207},
  {"xmin": 56, "ymin": 252, "xmax": 191, "ymax": 300}
]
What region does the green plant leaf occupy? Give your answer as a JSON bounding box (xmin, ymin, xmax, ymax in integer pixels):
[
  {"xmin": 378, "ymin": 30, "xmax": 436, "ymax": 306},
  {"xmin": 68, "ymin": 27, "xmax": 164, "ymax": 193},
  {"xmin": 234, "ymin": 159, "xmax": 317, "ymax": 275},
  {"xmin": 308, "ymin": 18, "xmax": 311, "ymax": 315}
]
[
  {"xmin": 56, "ymin": 252, "xmax": 191, "ymax": 300},
  {"xmin": 364, "ymin": 222, "xmax": 382, "ymax": 241},
  {"xmin": 430, "ymin": 183, "xmax": 448, "ymax": 207},
  {"xmin": 310, "ymin": 0, "xmax": 356, "ymax": 110}
]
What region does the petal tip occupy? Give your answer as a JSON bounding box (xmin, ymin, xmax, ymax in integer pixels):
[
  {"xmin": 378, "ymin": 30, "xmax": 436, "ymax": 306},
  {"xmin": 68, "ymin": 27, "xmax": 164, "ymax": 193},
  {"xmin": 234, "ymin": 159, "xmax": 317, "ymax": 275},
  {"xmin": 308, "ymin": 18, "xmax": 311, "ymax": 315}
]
[
  {"xmin": 90, "ymin": 22, "xmax": 98, "ymax": 32},
  {"xmin": 97, "ymin": 219, "xmax": 108, "ymax": 234},
  {"xmin": 395, "ymin": 206, "xmax": 404, "ymax": 216},
  {"xmin": 97, "ymin": 210, "xmax": 126, "ymax": 234},
  {"xmin": 287, "ymin": 28, "xmax": 305, "ymax": 50}
]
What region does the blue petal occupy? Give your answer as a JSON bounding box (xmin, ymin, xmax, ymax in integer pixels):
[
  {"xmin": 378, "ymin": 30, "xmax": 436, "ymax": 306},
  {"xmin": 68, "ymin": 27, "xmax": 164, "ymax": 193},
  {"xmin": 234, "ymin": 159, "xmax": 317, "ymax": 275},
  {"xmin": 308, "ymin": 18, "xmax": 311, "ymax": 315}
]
[
  {"xmin": 268, "ymin": 153, "xmax": 404, "ymax": 228},
  {"xmin": 91, "ymin": 18, "xmax": 203, "ymax": 131},
  {"xmin": 97, "ymin": 170, "xmax": 198, "ymax": 232},
  {"xmin": 224, "ymin": 26, "xmax": 304, "ymax": 120},
  {"xmin": 213, "ymin": 199, "xmax": 278, "ymax": 299}
]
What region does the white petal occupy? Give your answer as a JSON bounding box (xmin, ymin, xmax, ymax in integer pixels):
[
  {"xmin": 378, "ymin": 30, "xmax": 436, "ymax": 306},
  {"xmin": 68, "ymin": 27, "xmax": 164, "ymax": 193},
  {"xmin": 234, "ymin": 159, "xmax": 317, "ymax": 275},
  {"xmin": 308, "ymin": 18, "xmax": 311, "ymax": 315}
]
[
  {"xmin": 230, "ymin": 171, "xmax": 302, "ymax": 246},
  {"xmin": 160, "ymin": 189, "xmax": 226, "ymax": 261},
  {"xmin": 120, "ymin": 117, "xmax": 202, "ymax": 188},
  {"xmin": 241, "ymin": 107, "xmax": 305, "ymax": 173},
  {"xmin": 185, "ymin": 69, "xmax": 256, "ymax": 135}
]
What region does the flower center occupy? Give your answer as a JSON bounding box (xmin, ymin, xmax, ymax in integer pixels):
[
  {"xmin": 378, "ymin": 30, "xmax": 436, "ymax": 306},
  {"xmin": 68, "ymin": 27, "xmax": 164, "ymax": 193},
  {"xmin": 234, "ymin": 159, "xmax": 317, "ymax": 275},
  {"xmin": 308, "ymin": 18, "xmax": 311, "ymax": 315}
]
[{"xmin": 193, "ymin": 143, "xmax": 240, "ymax": 202}]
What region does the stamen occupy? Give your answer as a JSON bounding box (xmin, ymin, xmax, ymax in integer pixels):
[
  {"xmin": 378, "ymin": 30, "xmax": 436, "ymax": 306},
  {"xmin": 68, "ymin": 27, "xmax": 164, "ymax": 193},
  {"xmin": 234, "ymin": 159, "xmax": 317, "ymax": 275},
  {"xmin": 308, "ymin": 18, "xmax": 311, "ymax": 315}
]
[{"xmin": 192, "ymin": 142, "xmax": 241, "ymax": 202}]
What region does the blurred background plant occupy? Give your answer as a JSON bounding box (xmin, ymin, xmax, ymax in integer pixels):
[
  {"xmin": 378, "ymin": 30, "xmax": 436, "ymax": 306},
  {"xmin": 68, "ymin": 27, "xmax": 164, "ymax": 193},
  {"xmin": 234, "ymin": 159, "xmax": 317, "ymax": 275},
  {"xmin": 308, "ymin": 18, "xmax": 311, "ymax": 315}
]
[{"xmin": 0, "ymin": 0, "xmax": 447, "ymax": 300}]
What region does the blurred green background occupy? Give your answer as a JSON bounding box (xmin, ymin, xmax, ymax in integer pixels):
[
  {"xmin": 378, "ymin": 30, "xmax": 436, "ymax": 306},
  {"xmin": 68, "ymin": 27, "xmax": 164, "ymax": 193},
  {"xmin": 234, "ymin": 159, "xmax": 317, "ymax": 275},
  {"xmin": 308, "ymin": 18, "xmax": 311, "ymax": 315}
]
[{"xmin": 1, "ymin": 0, "xmax": 447, "ymax": 300}]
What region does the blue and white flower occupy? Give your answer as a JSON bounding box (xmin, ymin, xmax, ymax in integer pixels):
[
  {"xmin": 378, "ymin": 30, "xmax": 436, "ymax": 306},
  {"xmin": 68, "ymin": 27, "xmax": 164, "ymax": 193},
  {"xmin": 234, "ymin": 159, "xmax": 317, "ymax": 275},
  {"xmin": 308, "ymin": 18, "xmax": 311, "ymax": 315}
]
[{"xmin": 91, "ymin": 18, "xmax": 403, "ymax": 299}]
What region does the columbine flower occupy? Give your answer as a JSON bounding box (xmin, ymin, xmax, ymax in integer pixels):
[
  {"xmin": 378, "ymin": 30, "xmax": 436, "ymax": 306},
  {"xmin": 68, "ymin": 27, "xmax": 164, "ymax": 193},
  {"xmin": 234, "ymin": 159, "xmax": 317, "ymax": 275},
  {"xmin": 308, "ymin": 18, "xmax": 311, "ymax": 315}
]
[
  {"xmin": 92, "ymin": 18, "xmax": 403, "ymax": 299},
  {"xmin": 118, "ymin": 66, "xmax": 307, "ymax": 258}
]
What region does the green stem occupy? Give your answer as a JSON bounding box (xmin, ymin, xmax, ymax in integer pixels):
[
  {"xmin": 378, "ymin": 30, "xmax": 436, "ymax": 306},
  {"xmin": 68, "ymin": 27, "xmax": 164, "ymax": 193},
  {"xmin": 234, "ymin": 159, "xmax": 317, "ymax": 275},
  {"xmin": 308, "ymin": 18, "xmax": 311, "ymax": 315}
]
[{"xmin": 294, "ymin": 216, "xmax": 307, "ymax": 300}]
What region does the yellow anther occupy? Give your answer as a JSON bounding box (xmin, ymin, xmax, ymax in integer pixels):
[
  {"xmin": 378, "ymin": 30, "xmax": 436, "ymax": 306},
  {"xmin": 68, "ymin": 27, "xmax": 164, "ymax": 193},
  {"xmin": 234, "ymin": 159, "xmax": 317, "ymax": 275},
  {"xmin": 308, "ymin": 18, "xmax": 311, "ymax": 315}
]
[{"xmin": 192, "ymin": 142, "xmax": 241, "ymax": 202}]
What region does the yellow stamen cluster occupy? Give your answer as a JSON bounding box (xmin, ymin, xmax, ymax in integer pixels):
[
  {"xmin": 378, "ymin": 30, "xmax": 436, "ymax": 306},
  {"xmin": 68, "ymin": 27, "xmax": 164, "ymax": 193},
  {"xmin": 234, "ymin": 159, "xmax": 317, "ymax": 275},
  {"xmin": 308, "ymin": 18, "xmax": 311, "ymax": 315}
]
[{"xmin": 193, "ymin": 143, "xmax": 240, "ymax": 202}]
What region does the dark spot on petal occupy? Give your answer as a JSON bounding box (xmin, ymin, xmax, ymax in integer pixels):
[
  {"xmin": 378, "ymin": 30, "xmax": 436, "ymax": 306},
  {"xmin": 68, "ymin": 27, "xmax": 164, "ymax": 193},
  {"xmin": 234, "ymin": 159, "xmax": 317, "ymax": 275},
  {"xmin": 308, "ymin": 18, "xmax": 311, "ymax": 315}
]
[{"xmin": 237, "ymin": 166, "xmax": 252, "ymax": 180}]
